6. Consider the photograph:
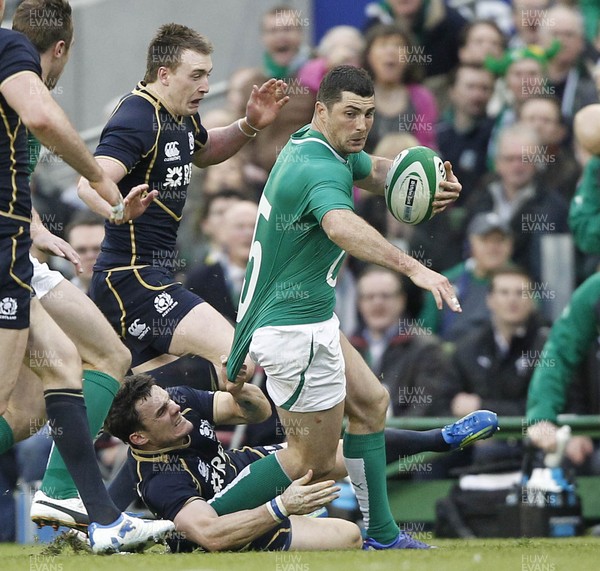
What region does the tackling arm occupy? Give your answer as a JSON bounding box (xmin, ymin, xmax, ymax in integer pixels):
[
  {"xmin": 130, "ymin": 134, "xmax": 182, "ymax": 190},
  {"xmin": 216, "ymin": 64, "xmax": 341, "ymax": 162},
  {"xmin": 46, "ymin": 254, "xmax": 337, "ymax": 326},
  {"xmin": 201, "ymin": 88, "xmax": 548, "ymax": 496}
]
[
  {"xmin": 213, "ymin": 384, "xmax": 272, "ymax": 425},
  {"xmin": 174, "ymin": 471, "xmax": 339, "ymax": 552}
]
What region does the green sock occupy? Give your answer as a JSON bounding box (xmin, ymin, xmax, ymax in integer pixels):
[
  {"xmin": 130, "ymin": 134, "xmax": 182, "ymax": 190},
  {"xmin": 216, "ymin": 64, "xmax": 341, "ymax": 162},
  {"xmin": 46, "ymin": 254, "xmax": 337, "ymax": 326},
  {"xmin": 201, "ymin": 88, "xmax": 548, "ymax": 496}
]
[
  {"xmin": 0, "ymin": 416, "xmax": 14, "ymax": 454},
  {"xmin": 40, "ymin": 370, "xmax": 120, "ymax": 500},
  {"xmin": 209, "ymin": 452, "xmax": 292, "ymax": 515},
  {"xmin": 343, "ymin": 431, "xmax": 399, "ymax": 544}
]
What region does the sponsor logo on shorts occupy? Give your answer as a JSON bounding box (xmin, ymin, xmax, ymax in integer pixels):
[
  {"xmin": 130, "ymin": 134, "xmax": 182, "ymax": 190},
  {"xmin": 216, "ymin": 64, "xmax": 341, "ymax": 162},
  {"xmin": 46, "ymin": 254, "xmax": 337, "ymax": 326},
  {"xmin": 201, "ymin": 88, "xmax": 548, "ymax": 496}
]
[
  {"xmin": 164, "ymin": 141, "xmax": 181, "ymax": 162},
  {"xmin": 128, "ymin": 318, "xmax": 150, "ymax": 339},
  {"xmin": 154, "ymin": 291, "xmax": 178, "ymax": 316},
  {"xmin": 0, "ymin": 297, "xmax": 18, "ymax": 320}
]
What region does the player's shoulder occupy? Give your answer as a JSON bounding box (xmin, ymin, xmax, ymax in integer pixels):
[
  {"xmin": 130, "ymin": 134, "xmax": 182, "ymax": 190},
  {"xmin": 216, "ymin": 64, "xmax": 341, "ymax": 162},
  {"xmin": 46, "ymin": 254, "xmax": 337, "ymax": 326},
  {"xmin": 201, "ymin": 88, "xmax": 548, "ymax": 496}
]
[
  {"xmin": 0, "ymin": 29, "xmax": 40, "ymax": 72},
  {"xmin": 106, "ymin": 85, "xmax": 158, "ymax": 124},
  {"xmin": 0, "ymin": 28, "xmax": 35, "ymax": 53}
]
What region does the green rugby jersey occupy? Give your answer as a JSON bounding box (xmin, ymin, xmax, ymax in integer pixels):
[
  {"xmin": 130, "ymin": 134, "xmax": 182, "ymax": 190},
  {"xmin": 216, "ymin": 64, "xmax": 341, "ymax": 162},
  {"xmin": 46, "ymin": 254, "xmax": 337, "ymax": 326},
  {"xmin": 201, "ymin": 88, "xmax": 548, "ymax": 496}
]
[{"xmin": 227, "ymin": 125, "xmax": 371, "ymax": 380}]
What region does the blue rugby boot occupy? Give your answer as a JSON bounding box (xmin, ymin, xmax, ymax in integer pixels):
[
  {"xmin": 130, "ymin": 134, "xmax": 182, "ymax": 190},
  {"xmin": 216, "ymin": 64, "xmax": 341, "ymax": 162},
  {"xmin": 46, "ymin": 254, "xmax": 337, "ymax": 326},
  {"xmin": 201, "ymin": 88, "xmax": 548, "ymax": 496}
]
[
  {"xmin": 363, "ymin": 531, "xmax": 433, "ymax": 550},
  {"xmin": 442, "ymin": 410, "xmax": 499, "ymax": 450}
]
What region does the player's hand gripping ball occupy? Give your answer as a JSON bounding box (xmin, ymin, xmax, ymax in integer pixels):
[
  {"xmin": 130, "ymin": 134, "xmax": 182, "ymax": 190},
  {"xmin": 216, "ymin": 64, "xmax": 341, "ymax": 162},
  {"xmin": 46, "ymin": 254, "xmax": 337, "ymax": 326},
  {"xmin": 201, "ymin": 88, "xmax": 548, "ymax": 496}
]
[{"xmin": 384, "ymin": 146, "xmax": 446, "ymax": 224}]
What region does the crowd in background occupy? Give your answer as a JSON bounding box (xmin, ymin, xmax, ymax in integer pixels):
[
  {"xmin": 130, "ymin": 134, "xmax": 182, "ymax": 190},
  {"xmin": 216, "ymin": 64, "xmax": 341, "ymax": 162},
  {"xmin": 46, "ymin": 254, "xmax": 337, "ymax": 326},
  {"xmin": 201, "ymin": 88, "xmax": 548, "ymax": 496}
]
[{"xmin": 4, "ymin": 0, "xmax": 600, "ymax": 540}]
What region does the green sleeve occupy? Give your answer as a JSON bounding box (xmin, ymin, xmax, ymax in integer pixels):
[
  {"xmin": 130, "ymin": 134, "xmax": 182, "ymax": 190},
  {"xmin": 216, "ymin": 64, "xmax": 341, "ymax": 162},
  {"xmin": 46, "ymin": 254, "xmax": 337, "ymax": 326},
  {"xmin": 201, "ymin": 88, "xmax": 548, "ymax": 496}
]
[
  {"xmin": 350, "ymin": 151, "xmax": 372, "ymax": 181},
  {"xmin": 305, "ymin": 164, "xmax": 355, "ymax": 224},
  {"xmin": 568, "ymin": 156, "xmax": 600, "ymax": 254},
  {"xmin": 526, "ymin": 273, "xmax": 600, "ymax": 422},
  {"xmin": 418, "ymin": 291, "xmax": 441, "ymax": 333}
]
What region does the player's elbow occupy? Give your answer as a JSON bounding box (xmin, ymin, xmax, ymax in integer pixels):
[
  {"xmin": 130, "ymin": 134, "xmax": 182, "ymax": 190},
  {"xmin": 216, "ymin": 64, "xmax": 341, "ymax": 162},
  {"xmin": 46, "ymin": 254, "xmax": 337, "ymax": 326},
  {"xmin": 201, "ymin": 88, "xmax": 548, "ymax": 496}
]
[{"xmin": 23, "ymin": 107, "xmax": 53, "ymax": 138}]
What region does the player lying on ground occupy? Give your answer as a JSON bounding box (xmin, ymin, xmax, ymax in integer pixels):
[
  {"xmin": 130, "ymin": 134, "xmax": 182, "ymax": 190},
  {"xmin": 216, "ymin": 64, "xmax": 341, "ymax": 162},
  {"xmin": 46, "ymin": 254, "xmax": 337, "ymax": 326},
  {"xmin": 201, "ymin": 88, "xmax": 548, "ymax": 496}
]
[{"xmin": 100, "ymin": 374, "xmax": 498, "ymax": 552}]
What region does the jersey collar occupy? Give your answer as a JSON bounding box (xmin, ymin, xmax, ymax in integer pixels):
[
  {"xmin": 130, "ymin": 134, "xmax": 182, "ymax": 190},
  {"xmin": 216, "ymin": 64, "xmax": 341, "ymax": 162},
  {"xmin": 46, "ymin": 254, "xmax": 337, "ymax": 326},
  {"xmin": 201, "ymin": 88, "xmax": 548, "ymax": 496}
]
[
  {"xmin": 291, "ymin": 125, "xmax": 348, "ymax": 165},
  {"xmin": 134, "ymin": 81, "xmax": 184, "ymax": 123}
]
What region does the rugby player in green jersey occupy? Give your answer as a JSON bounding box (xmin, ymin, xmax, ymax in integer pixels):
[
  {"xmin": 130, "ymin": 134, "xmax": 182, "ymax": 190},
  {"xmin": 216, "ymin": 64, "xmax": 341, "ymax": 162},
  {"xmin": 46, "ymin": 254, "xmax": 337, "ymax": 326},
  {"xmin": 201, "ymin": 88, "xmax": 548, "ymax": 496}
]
[{"xmin": 214, "ymin": 65, "xmax": 497, "ymax": 549}]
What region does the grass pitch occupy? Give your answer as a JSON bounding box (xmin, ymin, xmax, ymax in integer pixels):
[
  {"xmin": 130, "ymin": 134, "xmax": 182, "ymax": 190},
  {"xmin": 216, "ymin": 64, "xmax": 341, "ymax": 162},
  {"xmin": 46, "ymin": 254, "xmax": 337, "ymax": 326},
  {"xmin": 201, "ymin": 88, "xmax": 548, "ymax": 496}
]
[{"xmin": 1, "ymin": 537, "xmax": 598, "ymax": 571}]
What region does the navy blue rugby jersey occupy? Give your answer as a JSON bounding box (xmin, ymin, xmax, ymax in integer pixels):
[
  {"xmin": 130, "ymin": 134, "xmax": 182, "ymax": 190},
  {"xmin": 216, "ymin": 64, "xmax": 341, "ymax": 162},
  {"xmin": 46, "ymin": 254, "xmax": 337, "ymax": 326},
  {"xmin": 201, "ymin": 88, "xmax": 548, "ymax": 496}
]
[
  {"xmin": 132, "ymin": 386, "xmax": 243, "ymax": 521},
  {"xmin": 0, "ymin": 29, "xmax": 42, "ymax": 222},
  {"xmin": 94, "ymin": 82, "xmax": 208, "ymax": 272}
]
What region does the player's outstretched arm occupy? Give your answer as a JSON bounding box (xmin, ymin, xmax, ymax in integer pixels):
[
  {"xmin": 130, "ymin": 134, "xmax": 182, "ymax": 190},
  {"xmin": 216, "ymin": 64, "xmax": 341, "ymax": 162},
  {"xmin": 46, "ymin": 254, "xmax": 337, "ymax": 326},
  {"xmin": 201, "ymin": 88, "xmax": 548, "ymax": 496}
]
[
  {"xmin": 193, "ymin": 78, "xmax": 289, "ymax": 168},
  {"xmin": 1, "ymin": 72, "xmax": 124, "ymax": 214},
  {"xmin": 322, "ymin": 209, "xmax": 461, "ymax": 312},
  {"xmin": 356, "ymin": 156, "xmax": 462, "ymax": 214},
  {"xmin": 174, "ymin": 470, "xmax": 339, "ymax": 551}
]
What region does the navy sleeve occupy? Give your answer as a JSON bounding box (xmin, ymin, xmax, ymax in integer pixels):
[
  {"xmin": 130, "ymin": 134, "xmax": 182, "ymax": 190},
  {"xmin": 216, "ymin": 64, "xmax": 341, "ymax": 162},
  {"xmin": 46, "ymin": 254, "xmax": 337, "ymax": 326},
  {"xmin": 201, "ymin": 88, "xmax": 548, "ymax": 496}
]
[
  {"xmin": 192, "ymin": 113, "xmax": 208, "ymax": 150},
  {"xmin": 141, "ymin": 471, "xmax": 204, "ymax": 521},
  {"xmin": 0, "ymin": 30, "xmax": 41, "ymax": 86},
  {"xmin": 167, "ymin": 386, "xmax": 215, "ymax": 423},
  {"xmin": 94, "ymin": 96, "xmax": 158, "ymax": 173}
]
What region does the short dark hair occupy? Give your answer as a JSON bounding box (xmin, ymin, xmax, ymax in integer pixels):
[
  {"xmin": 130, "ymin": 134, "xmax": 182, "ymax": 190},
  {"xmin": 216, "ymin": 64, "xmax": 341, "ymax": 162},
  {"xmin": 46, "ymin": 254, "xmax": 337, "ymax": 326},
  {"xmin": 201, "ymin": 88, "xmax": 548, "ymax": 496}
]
[
  {"xmin": 65, "ymin": 210, "xmax": 104, "ymax": 240},
  {"xmin": 200, "ymin": 188, "xmax": 246, "ymax": 222},
  {"xmin": 12, "ymin": 0, "xmax": 73, "ymax": 53},
  {"xmin": 144, "ymin": 23, "xmax": 213, "ymax": 83},
  {"xmin": 449, "ymin": 63, "xmax": 494, "ymax": 87},
  {"xmin": 317, "ymin": 65, "xmax": 374, "ymax": 109},
  {"xmin": 104, "ymin": 374, "xmax": 155, "ymax": 445},
  {"xmin": 458, "ymin": 19, "xmax": 507, "ymax": 51},
  {"xmin": 488, "ymin": 265, "xmax": 532, "ymax": 293},
  {"xmin": 518, "ymin": 95, "xmax": 563, "ymax": 123},
  {"xmin": 358, "ymin": 265, "xmax": 404, "ymax": 295}
]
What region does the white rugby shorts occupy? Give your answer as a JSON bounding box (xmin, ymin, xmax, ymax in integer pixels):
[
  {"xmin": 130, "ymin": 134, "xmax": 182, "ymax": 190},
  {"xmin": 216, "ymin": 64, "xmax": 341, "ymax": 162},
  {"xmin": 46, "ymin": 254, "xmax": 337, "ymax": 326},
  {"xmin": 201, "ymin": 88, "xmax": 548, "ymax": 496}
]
[
  {"xmin": 249, "ymin": 314, "xmax": 346, "ymax": 413},
  {"xmin": 30, "ymin": 255, "xmax": 64, "ymax": 299}
]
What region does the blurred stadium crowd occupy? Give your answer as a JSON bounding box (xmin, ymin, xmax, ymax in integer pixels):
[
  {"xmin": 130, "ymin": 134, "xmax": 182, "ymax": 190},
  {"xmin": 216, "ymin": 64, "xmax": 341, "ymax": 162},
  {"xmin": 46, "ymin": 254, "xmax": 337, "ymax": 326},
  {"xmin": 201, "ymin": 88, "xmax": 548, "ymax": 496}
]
[{"xmin": 3, "ymin": 0, "xmax": 600, "ymax": 541}]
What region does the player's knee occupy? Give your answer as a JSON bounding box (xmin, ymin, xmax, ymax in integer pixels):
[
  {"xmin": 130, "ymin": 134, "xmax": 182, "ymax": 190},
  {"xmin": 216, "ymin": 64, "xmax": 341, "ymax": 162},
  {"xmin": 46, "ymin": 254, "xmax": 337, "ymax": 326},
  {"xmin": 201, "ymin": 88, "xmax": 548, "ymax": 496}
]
[
  {"xmin": 35, "ymin": 340, "xmax": 82, "ymax": 390},
  {"xmin": 347, "ymin": 522, "xmax": 363, "ymax": 549},
  {"xmin": 309, "ymin": 457, "xmax": 338, "ymax": 481},
  {"xmin": 87, "ymin": 337, "xmax": 131, "ymax": 380}
]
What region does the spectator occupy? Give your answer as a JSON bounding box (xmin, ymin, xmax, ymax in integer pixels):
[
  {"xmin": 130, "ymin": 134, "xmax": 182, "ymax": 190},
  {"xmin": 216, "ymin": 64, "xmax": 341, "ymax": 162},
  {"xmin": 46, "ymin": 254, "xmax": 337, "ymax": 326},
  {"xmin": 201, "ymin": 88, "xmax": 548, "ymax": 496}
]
[
  {"xmin": 298, "ymin": 26, "xmax": 364, "ymax": 94},
  {"xmin": 191, "ymin": 189, "xmax": 245, "ymax": 268},
  {"xmin": 519, "ymin": 95, "xmax": 581, "ymax": 201},
  {"xmin": 363, "ymin": 0, "xmax": 468, "ymax": 83},
  {"xmin": 186, "ymin": 200, "xmax": 256, "ymax": 323},
  {"xmin": 65, "ymin": 210, "xmax": 105, "ymax": 294},
  {"xmin": 362, "ymin": 23, "xmax": 438, "ymax": 153},
  {"xmin": 539, "ymin": 4, "xmax": 599, "ymax": 122},
  {"xmin": 458, "ymin": 19, "xmax": 508, "ymax": 66},
  {"xmin": 509, "ymin": 0, "xmax": 552, "ymax": 48},
  {"xmin": 485, "ymin": 43, "xmax": 559, "ymax": 160},
  {"xmin": 232, "ymin": 6, "xmax": 315, "ymax": 191},
  {"xmin": 419, "ymin": 212, "xmax": 514, "ymax": 342},
  {"xmin": 437, "ymin": 64, "xmax": 496, "ymax": 202},
  {"xmin": 261, "ymin": 4, "xmax": 310, "ymax": 80},
  {"xmin": 444, "ymin": 266, "xmax": 546, "ymax": 465},
  {"xmin": 350, "ymin": 266, "xmax": 449, "ymax": 417},
  {"xmin": 466, "ymin": 123, "xmax": 569, "ymax": 282}
]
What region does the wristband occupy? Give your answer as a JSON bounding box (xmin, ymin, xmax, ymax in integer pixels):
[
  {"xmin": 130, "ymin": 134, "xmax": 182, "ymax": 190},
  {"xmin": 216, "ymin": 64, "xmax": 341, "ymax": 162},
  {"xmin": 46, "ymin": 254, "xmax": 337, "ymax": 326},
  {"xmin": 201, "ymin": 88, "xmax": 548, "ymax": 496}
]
[
  {"xmin": 110, "ymin": 201, "xmax": 125, "ymax": 223},
  {"xmin": 237, "ymin": 118, "xmax": 258, "ymax": 138},
  {"xmin": 244, "ymin": 117, "xmax": 261, "ymax": 133},
  {"xmin": 265, "ymin": 496, "xmax": 289, "ymax": 522}
]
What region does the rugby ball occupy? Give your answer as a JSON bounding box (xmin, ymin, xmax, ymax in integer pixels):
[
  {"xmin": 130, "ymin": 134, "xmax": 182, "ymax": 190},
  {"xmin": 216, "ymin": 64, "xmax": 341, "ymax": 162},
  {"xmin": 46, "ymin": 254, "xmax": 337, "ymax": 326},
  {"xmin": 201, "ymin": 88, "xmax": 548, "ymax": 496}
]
[{"xmin": 384, "ymin": 146, "xmax": 446, "ymax": 225}]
